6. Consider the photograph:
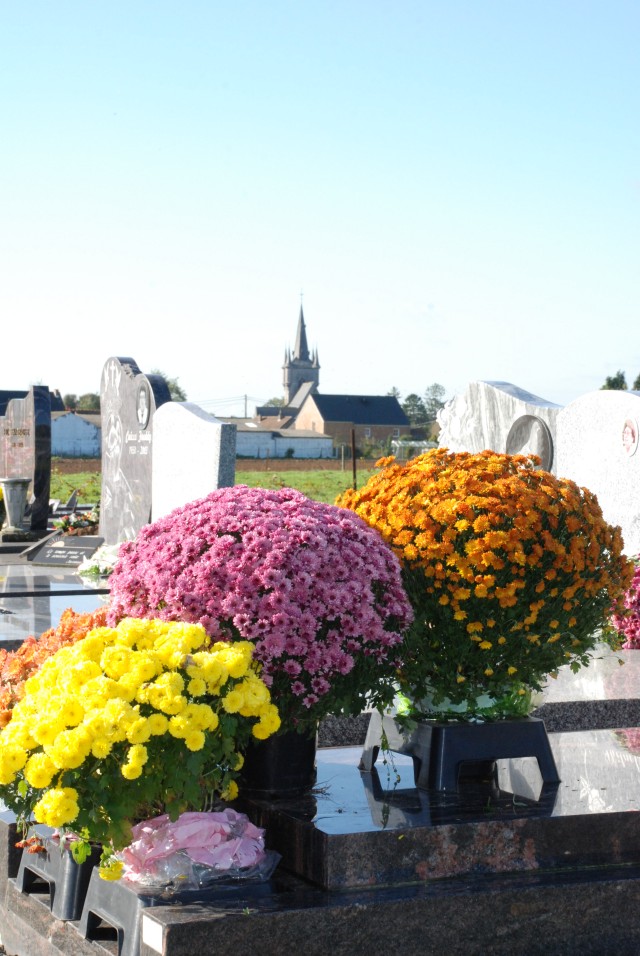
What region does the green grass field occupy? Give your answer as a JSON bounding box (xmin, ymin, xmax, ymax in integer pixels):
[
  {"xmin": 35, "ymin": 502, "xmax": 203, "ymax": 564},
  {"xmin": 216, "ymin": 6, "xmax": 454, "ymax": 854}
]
[{"xmin": 50, "ymin": 467, "xmax": 379, "ymax": 506}]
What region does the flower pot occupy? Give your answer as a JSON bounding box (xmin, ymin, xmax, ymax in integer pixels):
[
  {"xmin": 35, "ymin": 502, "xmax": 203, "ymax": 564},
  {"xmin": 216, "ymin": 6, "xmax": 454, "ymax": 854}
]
[
  {"xmin": 239, "ymin": 729, "xmax": 317, "ymax": 799},
  {"xmin": 14, "ymin": 835, "xmax": 101, "ymax": 921}
]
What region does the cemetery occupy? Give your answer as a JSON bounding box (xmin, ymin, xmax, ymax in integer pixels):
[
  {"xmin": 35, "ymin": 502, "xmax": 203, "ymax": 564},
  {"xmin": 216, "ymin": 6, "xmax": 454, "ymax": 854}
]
[{"xmin": 1, "ymin": 366, "xmax": 640, "ymax": 955}]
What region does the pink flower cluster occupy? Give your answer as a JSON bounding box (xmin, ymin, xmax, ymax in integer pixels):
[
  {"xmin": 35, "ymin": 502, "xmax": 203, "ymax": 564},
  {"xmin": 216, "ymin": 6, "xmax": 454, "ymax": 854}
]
[
  {"xmin": 108, "ymin": 486, "xmax": 412, "ymax": 725},
  {"xmin": 121, "ymin": 810, "xmax": 267, "ymax": 883},
  {"xmin": 611, "ymin": 562, "xmax": 640, "ymax": 649}
]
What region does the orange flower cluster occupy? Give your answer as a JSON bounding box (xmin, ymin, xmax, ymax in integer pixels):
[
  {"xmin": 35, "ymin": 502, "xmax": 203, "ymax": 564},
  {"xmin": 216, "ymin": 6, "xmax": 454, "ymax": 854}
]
[
  {"xmin": 0, "ymin": 607, "xmax": 109, "ymax": 728},
  {"xmin": 338, "ymin": 449, "xmax": 633, "ymax": 708}
]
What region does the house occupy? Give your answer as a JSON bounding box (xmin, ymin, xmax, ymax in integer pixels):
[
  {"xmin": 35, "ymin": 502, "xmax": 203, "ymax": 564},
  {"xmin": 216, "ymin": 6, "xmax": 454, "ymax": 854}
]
[
  {"xmin": 293, "ymin": 394, "xmax": 409, "ymax": 450},
  {"xmin": 223, "ymin": 419, "xmax": 333, "ymax": 459},
  {"xmin": 51, "ymin": 411, "xmax": 102, "ymax": 457}
]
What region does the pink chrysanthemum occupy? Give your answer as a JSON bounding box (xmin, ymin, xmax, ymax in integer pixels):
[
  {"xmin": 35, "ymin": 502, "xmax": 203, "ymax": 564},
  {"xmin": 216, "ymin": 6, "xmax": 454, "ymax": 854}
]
[
  {"xmin": 108, "ymin": 486, "xmax": 413, "ymax": 728},
  {"xmin": 611, "ymin": 562, "xmax": 640, "ymax": 649}
]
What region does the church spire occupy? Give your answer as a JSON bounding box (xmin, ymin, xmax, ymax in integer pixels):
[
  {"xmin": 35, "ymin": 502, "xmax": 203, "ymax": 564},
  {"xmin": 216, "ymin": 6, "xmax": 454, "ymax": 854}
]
[
  {"xmin": 283, "ymin": 301, "xmax": 320, "ymax": 404},
  {"xmin": 293, "ymin": 304, "xmax": 310, "ymax": 362}
]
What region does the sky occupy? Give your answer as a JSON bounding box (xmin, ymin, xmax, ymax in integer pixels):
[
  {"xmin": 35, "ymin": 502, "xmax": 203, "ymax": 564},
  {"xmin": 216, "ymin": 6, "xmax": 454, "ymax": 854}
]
[{"xmin": 2, "ymin": 1, "xmax": 638, "ymax": 418}]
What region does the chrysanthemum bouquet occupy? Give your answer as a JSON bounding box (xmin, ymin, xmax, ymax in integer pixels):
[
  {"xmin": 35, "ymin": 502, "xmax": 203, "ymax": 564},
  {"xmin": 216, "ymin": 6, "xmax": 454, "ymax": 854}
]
[
  {"xmin": 0, "ymin": 617, "xmax": 280, "ymax": 871},
  {"xmin": 107, "ymin": 485, "xmax": 413, "ymax": 733},
  {"xmin": 53, "ymin": 506, "xmax": 100, "ymax": 535},
  {"xmin": 610, "ymin": 559, "xmax": 640, "ymax": 649},
  {"xmin": 338, "ymin": 450, "xmax": 633, "ymax": 717},
  {"xmin": 0, "ymin": 608, "xmax": 109, "ymax": 729}
]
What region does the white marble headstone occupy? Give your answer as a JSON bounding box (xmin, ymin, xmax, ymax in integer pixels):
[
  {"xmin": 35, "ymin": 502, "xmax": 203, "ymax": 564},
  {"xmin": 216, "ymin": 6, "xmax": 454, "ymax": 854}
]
[
  {"xmin": 151, "ymin": 402, "xmax": 237, "ymax": 521},
  {"xmin": 437, "ymin": 381, "xmax": 561, "ymax": 471},
  {"xmin": 556, "ymin": 391, "xmax": 640, "ymax": 556}
]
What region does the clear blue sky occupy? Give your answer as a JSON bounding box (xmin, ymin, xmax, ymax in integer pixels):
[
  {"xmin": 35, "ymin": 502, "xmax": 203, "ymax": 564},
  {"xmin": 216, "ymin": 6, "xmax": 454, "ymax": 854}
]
[{"xmin": 2, "ymin": 1, "xmax": 638, "ymax": 416}]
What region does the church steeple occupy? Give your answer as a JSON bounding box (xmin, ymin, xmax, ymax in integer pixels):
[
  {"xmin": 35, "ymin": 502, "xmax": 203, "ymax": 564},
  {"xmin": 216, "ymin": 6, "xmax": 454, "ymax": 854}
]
[
  {"xmin": 282, "ymin": 303, "xmax": 320, "ymax": 404},
  {"xmin": 293, "ymin": 305, "xmax": 310, "ymax": 362}
]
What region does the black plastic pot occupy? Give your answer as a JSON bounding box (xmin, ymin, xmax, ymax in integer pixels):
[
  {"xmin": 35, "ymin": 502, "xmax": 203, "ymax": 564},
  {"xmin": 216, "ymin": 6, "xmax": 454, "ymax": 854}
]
[{"xmin": 239, "ymin": 728, "xmax": 318, "ymax": 799}]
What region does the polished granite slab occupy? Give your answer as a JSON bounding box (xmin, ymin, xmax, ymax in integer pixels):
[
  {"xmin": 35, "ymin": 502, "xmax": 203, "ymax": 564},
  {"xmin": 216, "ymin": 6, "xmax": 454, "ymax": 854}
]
[
  {"xmin": 241, "ymin": 730, "xmax": 640, "ymax": 889},
  {"xmin": 0, "ymin": 565, "xmax": 108, "ymax": 647}
]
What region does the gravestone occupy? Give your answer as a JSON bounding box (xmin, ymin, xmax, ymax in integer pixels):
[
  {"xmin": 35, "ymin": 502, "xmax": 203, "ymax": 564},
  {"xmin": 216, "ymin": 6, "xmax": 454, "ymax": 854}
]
[
  {"xmin": 151, "ymin": 402, "xmax": 237, "ymax": 521},
  {"xmin": 437, "ymin": 381, "xmax": 561, "ymax": 471},
  {"xmin": 555, "ymin": 390, "xmax": 640, "ymax": 555},
  {"xmin": 99, "ymin": 357, "xmax": 171, "ymax": 545},
  {"xmin": 0, "ymin": 386, "xmax": 51, "ymax": 531}
]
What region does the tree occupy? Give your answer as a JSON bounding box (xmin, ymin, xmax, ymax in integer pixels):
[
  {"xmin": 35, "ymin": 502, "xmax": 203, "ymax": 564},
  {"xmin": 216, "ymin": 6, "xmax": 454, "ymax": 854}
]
[
  {"xmin": 601, "ymin": 371, "xmax": 627, "ymax": 390},
  {"xmin": 63, "ymin": 394, "xmax": 78, "ymax": 410},
  {"xmin": 265, "ymin": 396, "xmax": 285, "ymax": 407},
  {"xmin": 77, "ymin": 393, "xmax": 100, "ymax": 410},
  {"xmin": 151, "ymin": 369, "xmax": 187, "ymax": 402},
  {"xmin": 387, "ymin": 387, "xmax": 402, "ymax": 400},
  {"xmin": 424, "ymin": 383, "xmax": 446, "ymax": 420},
  {"xmin": 633, "ymin": 374, "xmax": 640, "ymax": 391},
  {"xmin": 402, "ymin": 393, "xmax": 428, "ymax": 425}
]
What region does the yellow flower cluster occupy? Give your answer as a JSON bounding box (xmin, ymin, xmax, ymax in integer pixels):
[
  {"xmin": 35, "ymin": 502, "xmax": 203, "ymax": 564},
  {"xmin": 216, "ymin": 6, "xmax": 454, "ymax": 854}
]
[
  {"xmin": 338, "ymin": 450, "xmax": 633, "ymax": 707},
  {"xmin": 0, "ymin": 618, "xmax": 280, "ymax": 836}
]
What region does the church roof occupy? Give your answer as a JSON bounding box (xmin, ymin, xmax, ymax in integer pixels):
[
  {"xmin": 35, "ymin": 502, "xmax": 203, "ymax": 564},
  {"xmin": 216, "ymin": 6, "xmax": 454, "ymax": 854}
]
[
  {"xmin": 306, "ymin": 394, "xmax": 409, "ymax": 426},
  {"xmin": 287, "ymin": 381, "xmax": 316, "ymax": 409}
]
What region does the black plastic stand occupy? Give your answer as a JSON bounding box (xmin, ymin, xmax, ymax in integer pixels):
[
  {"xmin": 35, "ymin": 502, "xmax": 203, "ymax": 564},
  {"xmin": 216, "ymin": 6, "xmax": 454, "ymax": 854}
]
[
  {"xmin": 15, "ymin": 835, "xmax": 101, "ymax": 921},
  {"xmin": 78, "ymin": 864, "xmax": 275, "ymax": 956},
  {"xmin": 360, "ymin": 711, "xmax": 560, "ymax": 791}
]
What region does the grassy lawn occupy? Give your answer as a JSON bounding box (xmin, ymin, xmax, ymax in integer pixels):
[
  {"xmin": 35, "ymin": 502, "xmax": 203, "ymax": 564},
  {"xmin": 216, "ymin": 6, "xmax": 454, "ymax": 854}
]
[
  {"xmin": 234, "ymin": 468, "xmax": 378, "ymax": 503},
  {"xmin": 50, "ymin": 467, "xmax": 379, "ymax": 506},
  {"xmin": 50, "ymin": 471, "xmax": 102, "ymax": 505}
]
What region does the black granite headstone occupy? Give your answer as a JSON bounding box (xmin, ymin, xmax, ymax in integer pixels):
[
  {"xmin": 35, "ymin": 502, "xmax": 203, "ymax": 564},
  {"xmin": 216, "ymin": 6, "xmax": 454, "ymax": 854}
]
[
  {"xmin": 0, "ymin": 386, "xmax": 51, "ymax": 531},
  {"xmin": 25, "ymin": 534, "xmax": 104, "ymax": 568},
  {"xmin": 99, "ymin": 357, "xmax": 171, "ymax": 545}
]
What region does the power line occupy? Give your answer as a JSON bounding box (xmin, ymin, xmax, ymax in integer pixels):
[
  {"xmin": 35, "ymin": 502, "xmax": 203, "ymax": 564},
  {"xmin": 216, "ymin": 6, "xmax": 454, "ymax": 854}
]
[{"xmin": 191, "ymin": 395, "xmax": 268, "ymax": 415}]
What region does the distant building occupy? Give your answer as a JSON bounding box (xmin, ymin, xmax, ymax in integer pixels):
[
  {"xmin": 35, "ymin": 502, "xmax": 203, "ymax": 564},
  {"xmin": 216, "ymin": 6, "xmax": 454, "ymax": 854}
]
[
  {"xmin": 254, "ymin": 308, "xmax": 410, "ymax": 456},
  {"xmin": 282, "ymin": 304, "xmax": 320, "ymax": 404},
  {"xmin": 51, "ymin": 411, "xmax": 101, "ymax": 457},
  {"xmin": 219, "ymin": 419, "xmax": 332, "ymax": 459},
  {"xmin": 256, "ymin": 305, "xmax": 320, "ymax": 418},
  {"xmin": 294, "ymin": 394, "xmax": 409, "ymax": 449}
]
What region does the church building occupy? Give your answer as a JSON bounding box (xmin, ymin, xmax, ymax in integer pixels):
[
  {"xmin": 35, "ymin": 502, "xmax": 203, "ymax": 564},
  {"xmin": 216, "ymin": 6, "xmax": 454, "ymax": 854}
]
[
  {"xmin": 283, "ymin": 306, "xmax": 320, "ymax": 405},
  {"xmin": 255, "ymin": 306, "xmax": 409, "ymax": 452}
]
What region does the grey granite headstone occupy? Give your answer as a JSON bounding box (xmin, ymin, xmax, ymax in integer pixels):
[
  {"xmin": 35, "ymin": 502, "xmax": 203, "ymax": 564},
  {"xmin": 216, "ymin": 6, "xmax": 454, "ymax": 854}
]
[
  {"xmin": 437, "ymin": 381, "xmax": 561, "ymax": 471},
  {"xmin": 99, "ymin": 357, "xmax": 171, "ymax": 545},
  {"xmin": 151, "ymin": 402, "xmax": 236, "ymax": 521},
  {"xmin": 556, "ymin": 390, "xmax": 640, "ymax": 555},
  {"xmin": 0, "ymin": 386, "xmax": 51, "ymax": 531}
]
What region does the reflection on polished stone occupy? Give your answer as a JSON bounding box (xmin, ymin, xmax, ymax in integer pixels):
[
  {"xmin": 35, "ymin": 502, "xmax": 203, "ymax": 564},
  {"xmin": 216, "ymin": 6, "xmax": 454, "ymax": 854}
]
[
  {"xmin": 242, "ymin": 732, "xmax": 640, "ymax": 889},
  {"xmin": 0, "ymin": 565, "xmax": 108, "ymax": 647}
]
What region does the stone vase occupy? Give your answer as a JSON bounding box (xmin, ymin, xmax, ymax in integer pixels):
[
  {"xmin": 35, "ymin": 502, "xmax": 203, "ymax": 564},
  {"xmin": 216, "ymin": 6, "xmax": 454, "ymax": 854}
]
[{"xmin": 0, "ymin": 477, "xmax": 31, "ymax": 533}]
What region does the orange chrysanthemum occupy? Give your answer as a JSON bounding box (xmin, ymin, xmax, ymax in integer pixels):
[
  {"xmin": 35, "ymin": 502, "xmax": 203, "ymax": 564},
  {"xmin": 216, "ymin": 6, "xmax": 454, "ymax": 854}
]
[
  {"xmin": 0, "ymin": 607, "xmax": 109, "ymax": 727},
  {"xmin": 338, "ymin": 449, "xmax": 633, "ymax": 708}
]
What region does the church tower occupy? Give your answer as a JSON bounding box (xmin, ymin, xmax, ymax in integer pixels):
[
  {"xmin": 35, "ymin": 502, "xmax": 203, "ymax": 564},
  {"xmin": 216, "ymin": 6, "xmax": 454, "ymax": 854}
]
[{"xmin": 283, "ymin": 305, "xmax": 320, "ymax": 404}]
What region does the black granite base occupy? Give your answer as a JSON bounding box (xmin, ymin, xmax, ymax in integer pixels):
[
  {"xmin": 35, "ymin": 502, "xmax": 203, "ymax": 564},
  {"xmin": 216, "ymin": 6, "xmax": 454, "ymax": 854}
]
[
  {"xmin": 238, "ymin": 736, "xmax": 640, "ymax": 889},
  {"xmin": 4, "ymin": 729, "xmax": 640, "ymax": 956},
  {"xmin": 3, "ymin": 863, "xmax": 640, "ymax": 956}
]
